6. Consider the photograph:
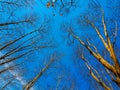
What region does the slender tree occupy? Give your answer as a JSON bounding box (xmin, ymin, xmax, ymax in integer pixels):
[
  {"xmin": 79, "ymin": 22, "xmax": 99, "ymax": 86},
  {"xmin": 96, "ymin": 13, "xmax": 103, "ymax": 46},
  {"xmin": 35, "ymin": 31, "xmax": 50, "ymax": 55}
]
[{"xmin": 23, "ymin": 53, "xmax": 59, "ymax": 90}]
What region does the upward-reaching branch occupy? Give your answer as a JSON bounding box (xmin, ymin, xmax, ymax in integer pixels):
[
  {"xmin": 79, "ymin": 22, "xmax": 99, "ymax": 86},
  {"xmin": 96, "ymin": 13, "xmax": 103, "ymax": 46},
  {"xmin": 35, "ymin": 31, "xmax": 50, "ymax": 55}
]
[
  {"xmin": 85, "ymin": 20, "xmax": 110, "ymax": 52},
  {"xmin": 86, "ymin": 14, "xmax": 120, "ymax": 79},
  {"xmin": 81, "ymin": 55, "xmax": 111, "ymax": 90},
  {"xmin": 0, "ymin": 28, "xmax": 42, "ymax": 51},
  {"xmin": 68, "ymin": 30, "xmax": 116, "ymax": 74},
  {"xmin": 101, "ymin": 10, "xmax": 120, "ymax": 78},
  {"xmin": 68, "ymin": 24, "xmax": 120, "ymax": 86},
  {"xmin": 23, "ymin": 54, "xmax": 57, "ymax": 90}
]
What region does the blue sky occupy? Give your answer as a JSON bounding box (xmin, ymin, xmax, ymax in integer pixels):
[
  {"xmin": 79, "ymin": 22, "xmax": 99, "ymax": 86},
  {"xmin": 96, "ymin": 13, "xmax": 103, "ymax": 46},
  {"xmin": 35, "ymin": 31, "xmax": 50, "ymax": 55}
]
[{"xmin": 0, "ymin": 0, "xmax": 120, "ymax": 90}]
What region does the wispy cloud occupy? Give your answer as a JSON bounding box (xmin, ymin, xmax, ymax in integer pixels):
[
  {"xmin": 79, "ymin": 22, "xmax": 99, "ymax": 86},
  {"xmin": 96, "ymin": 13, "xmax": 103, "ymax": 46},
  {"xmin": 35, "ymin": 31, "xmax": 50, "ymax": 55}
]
[{"xmin": 0, "ymin": 52, "xmax": 34, "ymax": 90}]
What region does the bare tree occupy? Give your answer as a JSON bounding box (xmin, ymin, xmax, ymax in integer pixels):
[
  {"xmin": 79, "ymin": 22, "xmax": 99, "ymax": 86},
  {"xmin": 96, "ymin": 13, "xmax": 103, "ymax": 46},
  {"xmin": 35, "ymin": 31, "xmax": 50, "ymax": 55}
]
[
  {"xmin": 66, "ymin": 9, "xmax": 120, "ymax": 90},
  {"xmin": 0, "ymin": 1, "xmax": 55, "ymax": 89},
  {"xmin": 23, "ymin": 53, "xmax": 59, "ymax": 90}
]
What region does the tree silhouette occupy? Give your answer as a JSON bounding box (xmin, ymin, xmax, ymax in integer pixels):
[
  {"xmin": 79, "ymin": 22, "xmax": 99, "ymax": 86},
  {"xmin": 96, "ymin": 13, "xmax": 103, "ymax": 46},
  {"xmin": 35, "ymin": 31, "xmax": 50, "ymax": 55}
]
[{"xmin": 0, "ymin": 1, "xmax": 54, "ymax": 89}]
